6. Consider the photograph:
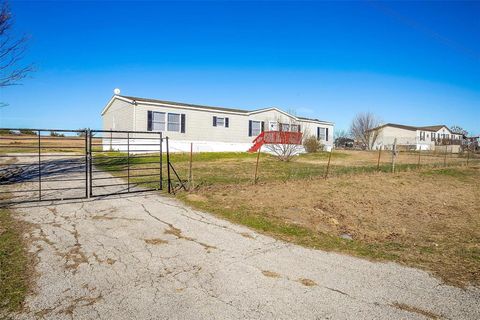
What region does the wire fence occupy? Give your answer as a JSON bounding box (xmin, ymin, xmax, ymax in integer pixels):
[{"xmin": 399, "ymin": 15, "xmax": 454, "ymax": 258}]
[
  {"xmin": 148, "ymin": 145, "xmax": 480, "ymax": 190},
  {"xmin": 2, "ymin": 131, "xmax": 478, "ymax": 195}
]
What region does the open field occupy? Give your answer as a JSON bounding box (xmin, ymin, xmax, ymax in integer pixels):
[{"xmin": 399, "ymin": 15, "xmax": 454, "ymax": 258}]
[
  {"xmin": 181, "ymin": 166, "xmax": 480, "ymax": 286},
  {"xmin": 92, "ymin": 148, "xmax": 480, "ymax": 187},
  {"xmin": 0, "ymin": 134, "xmax": 101, "ymax": 154}
]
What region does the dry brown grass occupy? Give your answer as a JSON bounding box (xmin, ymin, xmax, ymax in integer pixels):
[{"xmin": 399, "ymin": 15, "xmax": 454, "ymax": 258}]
[
  {"xmin": 299, "ymin": 149, "xmax": 470, "ymax": 167},
  {"xmin": 183, "ymin": 166, "xmax": 480, "ymax": 286},
  {"xmin": 0, "ymin": 134, "xmax": 101, "ymax": 154},
  {"xmin": 0, "ymin": 208, "xmax": 34, "ymax": 315}
]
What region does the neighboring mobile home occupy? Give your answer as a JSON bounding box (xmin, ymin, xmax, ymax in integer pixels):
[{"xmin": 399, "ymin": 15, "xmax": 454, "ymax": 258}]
[
  {"xmin": 101, "ymin": 95, "xmax": 334, "ymax": 152},
  {"xmin": 370, "ymin": 123, "xmax": 463, "ymax": 151}
]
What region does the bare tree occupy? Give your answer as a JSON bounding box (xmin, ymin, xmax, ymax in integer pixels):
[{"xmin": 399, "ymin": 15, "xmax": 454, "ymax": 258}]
[
  {"xmin": 349, "ymin": 112, "xmax": 381, "ymax": 150},
  {"xmin": 0, "ymin": 1, "xmax": 34, "ymax": 90},
  {"xmin": 264, "ymin": 116, "xmax": 305, "ymax": 161},
  {"xmin": 450, "ymin": 125, "xmax": 468, "ymax": 137}
]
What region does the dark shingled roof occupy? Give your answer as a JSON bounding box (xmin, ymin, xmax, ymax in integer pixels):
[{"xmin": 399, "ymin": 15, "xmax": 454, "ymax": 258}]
[
  {"xmin": 370, "ymin": 123, "xmax": 450, "ymax": 132},
  {"xmin": 298, "ymin": 116, "xmax": 324, "ymax": 122},
  {"xmin": 120, "ymin": 95, "xmax": 250, "ymax": 113},
  {"xmin": 417, "ymin": 125, "xmax": 451, "ymax": 132}
]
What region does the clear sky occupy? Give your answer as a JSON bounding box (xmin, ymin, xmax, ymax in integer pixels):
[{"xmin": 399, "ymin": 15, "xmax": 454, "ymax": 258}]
[{"xmin": 0, "ymin": 1, "xmax": 479, "ymax": 134}]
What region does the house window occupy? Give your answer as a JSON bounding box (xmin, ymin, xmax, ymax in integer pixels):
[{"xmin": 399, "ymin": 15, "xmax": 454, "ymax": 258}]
[
  {"xmin": 318, "ymin": 127, "xmax": 326, "ymax": 140},
  {"xmin": 420, "ymin": 131, "xmax": 425, "ymax": 141},
  {"xmin": 167, "ymin": 113, "xmax": 180, "ymax": 132},
  {"xmin": 290, "ymin": 124, "xmax": 299, "ymax": 132},
  {"xmin": 213, "ymin": 116, "xmax": 229, "ymax": 127},
  {"xmin": 251, "ymin": 121, "xmax": 262, "ymax": 136},
  {"xmin": 152, "ymin": 112, "xmax": 166, "ymax": 131},
  {"xmin": 431, "ymin": 133, "xmax": 436, "ymax": 141},
  {"xmin": 281, "ymin": 123, "xmax": 290, "ymax": 131}
]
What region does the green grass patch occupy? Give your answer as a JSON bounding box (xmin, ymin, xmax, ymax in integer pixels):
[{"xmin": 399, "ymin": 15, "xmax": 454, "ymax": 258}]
[
  {"xmin": 299, "ymin": 151, "xmax": 349, "ymax": 160},
  {"xmin": 0, "ymin": 208, "xmax": 29, "ymax": 314},
  {"xmin": 421, "ymin": 168, "xmax": 470, "ymax": 180},
  {"xmin": 92, "ymin": 151, "xmax": 478, "ymax": 190}
]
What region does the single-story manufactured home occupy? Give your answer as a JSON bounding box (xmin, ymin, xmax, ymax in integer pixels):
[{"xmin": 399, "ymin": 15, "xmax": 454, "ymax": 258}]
[
  {"xmin": 370, "ymin": 123, "xmax": 463, "ymax": 151},
  {"xmin": 101, "ymin": 94, "xmax": 334, "ymax": 152}
]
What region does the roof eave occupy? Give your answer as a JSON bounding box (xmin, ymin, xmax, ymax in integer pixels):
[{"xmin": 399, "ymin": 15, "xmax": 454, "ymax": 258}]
[{"xmin": 101, "ymin": 95, "xmax": 134, "ymax": 115}]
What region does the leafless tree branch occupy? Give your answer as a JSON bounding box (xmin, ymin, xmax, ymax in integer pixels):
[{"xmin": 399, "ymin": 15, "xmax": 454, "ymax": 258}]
[
  {"xmin": 349, "ymin": 112, "xmax": 381, "ymax": 150},
  {"xmin": 0, "ymin": 0, "xmax": 34, "ymax": 89}
]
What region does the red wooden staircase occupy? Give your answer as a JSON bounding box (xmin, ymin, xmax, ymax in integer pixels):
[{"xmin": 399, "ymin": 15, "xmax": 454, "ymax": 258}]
[
  {"xmin": 248, "ymin": 131, "xmax": 303, "ymax": 152},
  {"xmin": 248, "ymin": 132, "xmax": 265, "ymax": 152}
]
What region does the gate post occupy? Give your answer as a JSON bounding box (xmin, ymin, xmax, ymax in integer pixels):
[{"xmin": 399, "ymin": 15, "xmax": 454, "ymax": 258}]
[
  {"xmin": 88, "ymin": 129, "xmax": 93, "ymax": 198},
  {"xmin": 38, "ymin": 129, "xmax": 41, "ymax": 201},
  {"xmin": 85, "ymin": 128, "xmax": 89, "ymax": 198},
  {"xmin": 159, "ymin": 132, "xmax": 163, "ymax": 190},
  {"xmin": 166, "ymin": 137, "xmax": 171, "ymax": 194},
  {"xmin": 127, "ymin": 132, "xmax": 130, "ymax": 192}
]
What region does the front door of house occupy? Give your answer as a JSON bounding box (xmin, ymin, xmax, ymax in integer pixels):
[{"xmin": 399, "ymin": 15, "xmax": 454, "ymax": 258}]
[{"xmin": 269, "ymin": 121, "xmax": 278, "ymax": 131}]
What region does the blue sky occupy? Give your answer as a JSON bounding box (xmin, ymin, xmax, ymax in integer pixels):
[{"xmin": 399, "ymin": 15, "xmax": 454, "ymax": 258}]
[{"xmin": 0, "ymin": 1, "xmax": 479, "ymax": 134}]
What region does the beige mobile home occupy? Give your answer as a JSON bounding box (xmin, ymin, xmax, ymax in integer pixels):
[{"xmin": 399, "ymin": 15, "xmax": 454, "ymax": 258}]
[
  {"xmin": 101, "ymin": 95, "xmax": 334, "ymax": 152},
  {"xmin": 371, "ymin": 123, "xmax": 463, "ymax": 151}
]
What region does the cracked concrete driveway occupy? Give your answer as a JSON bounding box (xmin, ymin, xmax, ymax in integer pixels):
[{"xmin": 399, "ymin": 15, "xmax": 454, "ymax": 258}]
[{"xmin": 4, "ymin": 163, "xmax": 479, "ymax": 320}]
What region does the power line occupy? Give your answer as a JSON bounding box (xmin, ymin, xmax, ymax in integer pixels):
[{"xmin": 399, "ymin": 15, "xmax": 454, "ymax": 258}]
[{"xmin": 366, "ymin": 0, "xmax": 480, "ymax": 61}]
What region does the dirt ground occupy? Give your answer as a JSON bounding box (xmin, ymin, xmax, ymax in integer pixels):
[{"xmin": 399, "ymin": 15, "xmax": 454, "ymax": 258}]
[
  {"xmin": 299, "ymin": 149, "xmax": 472, "ymax": 167},
  {"xmin": 0, "ymin": 134, "xmax": 101, "ymax": 153},
  {"xmin": 185, "ymin": 166, "xmax": 480, "ymax": 286}
]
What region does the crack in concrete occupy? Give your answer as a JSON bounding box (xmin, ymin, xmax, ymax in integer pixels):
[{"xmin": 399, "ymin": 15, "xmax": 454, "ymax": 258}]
[{"xmin": 133, "ymin": 200, "xmax": 217, "ymax": 252}]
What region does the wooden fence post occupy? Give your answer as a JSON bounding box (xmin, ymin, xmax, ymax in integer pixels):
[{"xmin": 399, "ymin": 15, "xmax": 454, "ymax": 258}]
[
  {"xmin": 443, "ymin": 145, "xmax": 447, "ymax": 167},
  {"xmin": 417, "ymin": 148, "xmax": 421, "ymax": 168},
  {"xmin": 254, "ymin": 146, "xmax": 261, "ymax": 184},
  {"xmin": 391, "ymin": 139, "xmax": 397, "ymax": 173},
  {"xmin": 189, "ymin": 143, "xmax": 193, "ymax": 190},
  {"xmin": 376, "ymin": 148, "xmax": 382, "ymax": 171},
  {"xmin": 324, "ymin": 149, "xmax": 333, "ymax": 179}
]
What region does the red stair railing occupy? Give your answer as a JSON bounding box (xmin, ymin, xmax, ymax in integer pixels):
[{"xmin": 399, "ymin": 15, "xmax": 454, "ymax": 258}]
[{"xmin": 248, "ymin": 131, "xmax": 302, "ymax": 152}]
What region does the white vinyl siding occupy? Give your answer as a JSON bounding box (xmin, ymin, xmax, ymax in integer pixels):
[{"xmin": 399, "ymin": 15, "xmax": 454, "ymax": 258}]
[
  {"xmin": 102, "ymin": 99, "xmax": 134, "ymax": 131},
  {"xmin": 105, "ymin": 98, "xmax": 334, "ymax": 148}
]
